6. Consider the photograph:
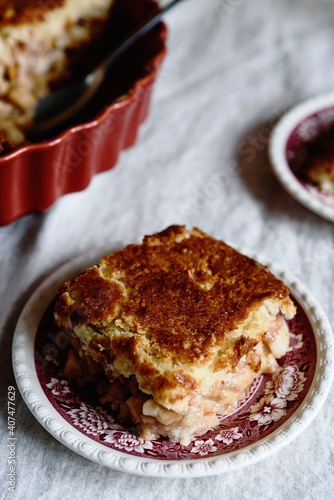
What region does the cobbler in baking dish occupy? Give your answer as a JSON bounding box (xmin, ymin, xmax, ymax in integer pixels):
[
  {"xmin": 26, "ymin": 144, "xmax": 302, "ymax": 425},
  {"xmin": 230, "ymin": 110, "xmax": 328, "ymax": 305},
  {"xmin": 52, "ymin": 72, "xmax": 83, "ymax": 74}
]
[{"xmin": 0, "ymin": 0, "xmax": 114, "ymax": 153}]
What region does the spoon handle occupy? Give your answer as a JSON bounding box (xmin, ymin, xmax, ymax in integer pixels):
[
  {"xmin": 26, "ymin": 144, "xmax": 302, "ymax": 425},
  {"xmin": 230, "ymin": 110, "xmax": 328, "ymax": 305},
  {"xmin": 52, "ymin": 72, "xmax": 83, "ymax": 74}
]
[{"xmin": 91, "ymin": 0, "xmax": 186, "ymax": 89}]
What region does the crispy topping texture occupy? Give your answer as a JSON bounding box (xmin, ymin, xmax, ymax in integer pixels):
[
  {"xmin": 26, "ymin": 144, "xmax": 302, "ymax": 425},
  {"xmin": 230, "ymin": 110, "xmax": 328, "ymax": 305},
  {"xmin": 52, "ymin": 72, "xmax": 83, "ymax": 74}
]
[
  {"xmin": 0, "ymin": 1, "xmax": 64, "ymax": 26},
  {"xmin": 55, "ymin": 266, "xmax": 125, "ymax": 326},
  {"xmin": 55, "ymin": 226, "xmax": 295, "ymax": 364}
]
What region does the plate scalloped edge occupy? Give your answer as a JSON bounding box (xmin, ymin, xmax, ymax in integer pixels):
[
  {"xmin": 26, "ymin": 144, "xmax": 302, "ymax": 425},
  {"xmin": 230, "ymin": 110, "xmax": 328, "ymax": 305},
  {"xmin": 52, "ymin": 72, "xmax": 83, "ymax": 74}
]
[
  {"xmin": 12, "ymin": 245, "xmax": 334, "ymax": 478},
  {"xmin": 269, "ymin": 91, "xmax": 334, "ymax": 223}
]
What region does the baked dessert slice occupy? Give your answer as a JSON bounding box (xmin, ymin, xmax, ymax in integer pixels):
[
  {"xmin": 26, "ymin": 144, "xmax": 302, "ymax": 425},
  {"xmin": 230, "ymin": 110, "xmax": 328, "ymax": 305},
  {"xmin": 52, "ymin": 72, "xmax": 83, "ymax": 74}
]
[
  {"xmin": 54, "ymin": 226, "xmax": 296, "ymax": 445},
  {"xmin": 0, "ymin": 0, "xmax": 114, "ymax": 152}
]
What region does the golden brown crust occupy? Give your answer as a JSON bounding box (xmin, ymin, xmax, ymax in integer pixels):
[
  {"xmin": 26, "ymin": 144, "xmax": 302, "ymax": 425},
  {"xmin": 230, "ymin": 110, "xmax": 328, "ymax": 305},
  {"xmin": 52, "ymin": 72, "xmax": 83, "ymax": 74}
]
[
  {"xmin": 54, "ymin": 226, "xmax": 296, "ymax": 409},
  {"xmin": 0, "ymin": 1, "xmax": 64, "ymax": 26},
  {"xmin": 56, "ymin": 226, "xmax": 293, "ymax": 361},
  {"xmin": 54, "ymin": 266, "xmax": 125, "ymax": 326}
]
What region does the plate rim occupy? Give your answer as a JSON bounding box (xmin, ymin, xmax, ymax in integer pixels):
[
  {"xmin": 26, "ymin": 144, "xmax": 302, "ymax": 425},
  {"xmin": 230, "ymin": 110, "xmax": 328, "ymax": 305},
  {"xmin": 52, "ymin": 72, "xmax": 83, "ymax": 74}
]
[
  {"xmin": 269, "ymin": 91, "xmax": 334, "ymax": 223},
  {"xmin": 12, "ymin": 244, "xmax": 334, "ymax": 477}
]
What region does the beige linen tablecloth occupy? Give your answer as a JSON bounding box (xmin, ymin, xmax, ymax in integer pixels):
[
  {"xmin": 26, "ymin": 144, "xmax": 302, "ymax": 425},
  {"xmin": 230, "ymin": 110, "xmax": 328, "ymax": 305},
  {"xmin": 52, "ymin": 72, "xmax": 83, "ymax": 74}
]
[{"xmin": 1, "ymin": 0, "xmax": 334, "ymax": 498}]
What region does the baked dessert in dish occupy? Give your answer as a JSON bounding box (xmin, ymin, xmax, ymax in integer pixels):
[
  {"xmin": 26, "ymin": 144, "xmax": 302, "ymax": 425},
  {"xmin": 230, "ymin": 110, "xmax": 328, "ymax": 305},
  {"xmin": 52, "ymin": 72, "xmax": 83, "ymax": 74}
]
[
  {"xmin": 0, "ymin": 0, "xmax": 114, "ymax": 153},
  {"xmin": 0, "ymin": 0, "xmax": 167, "ymax": 227},
  {"xmin": 54, "ymin": 226, "xmax": 296, "ymax": 445}
]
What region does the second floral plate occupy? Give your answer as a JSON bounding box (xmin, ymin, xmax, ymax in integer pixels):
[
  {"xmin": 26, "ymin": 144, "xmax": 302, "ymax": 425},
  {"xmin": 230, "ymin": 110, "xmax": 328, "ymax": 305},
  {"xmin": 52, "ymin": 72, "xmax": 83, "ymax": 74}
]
[
  {"xmin": 269, "ymin": 92, "xmax": 334, "ymax": 223},
  {"xmin": 12, "ymin": 246, "xmax": 334, "ymax": 477}
]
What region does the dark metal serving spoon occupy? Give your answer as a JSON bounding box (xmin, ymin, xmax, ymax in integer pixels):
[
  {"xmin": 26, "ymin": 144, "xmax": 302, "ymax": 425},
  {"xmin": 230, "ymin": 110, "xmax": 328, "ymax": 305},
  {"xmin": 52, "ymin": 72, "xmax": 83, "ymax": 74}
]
[{"xmin": 29, "ymin": 0, "xmax": 186, "ymax": 140}]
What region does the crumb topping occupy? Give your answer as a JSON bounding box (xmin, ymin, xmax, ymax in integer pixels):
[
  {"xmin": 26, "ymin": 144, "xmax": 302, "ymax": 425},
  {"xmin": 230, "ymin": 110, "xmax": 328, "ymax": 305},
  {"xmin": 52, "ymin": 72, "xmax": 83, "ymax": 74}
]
[{"xmin": 55, "ymin": 226, "xmax": 295, "ymax": 364}]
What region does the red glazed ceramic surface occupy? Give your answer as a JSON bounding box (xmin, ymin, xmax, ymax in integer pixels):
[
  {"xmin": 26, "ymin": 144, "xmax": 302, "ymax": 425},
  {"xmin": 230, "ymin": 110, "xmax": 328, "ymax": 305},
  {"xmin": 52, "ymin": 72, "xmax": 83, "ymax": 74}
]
[
  {"xmin": 0, "ymin": 0, "xmax": 167, "ymax": 226},
  {"xmin": 35, "ymin": 300, "xmax": 316, "ymax": 461}
]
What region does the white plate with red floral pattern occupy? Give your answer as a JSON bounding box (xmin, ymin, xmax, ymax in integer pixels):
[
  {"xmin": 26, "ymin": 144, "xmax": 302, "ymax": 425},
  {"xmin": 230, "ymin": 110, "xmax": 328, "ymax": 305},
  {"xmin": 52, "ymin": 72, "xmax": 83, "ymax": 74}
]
[
  {"xmin": 269, "ymin": 92, "xmax": 334, "ymax": 223},
  {"xmin": 12, "ymin": 246, "xmax": 334, "ymax": 477}
]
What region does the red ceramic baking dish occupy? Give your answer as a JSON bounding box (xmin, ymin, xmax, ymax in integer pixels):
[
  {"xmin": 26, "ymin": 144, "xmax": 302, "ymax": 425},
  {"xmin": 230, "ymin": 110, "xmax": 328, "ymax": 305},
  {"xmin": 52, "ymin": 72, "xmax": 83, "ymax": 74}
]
[{"xmin": 0, "ymin": 0, "xmax": 167, "ymax": 226}]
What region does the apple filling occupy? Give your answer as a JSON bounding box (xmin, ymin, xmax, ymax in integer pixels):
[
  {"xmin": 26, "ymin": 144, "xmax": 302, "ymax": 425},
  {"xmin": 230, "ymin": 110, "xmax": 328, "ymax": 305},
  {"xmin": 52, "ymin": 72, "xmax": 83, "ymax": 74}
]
[{"xmin": 61, "ymin": 315, "xmax": 290, "ymax": 445}]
